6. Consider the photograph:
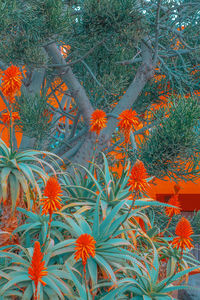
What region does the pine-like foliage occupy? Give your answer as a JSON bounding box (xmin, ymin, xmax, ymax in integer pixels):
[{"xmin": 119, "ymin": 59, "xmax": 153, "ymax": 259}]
[
  {"xmin": 14, "ymin": 93, "xmax": 51, "ymax": 144},
  {"xmin": 138, "ymin": 97, "xmax": 200, "ymax": 180},
  {"xmin": 63, "ymin": 0, "xmax": 146, "ymax": 109},
  {"xmin": 0, "ymin": 0, "xmax": 68, "ymax": 64}
]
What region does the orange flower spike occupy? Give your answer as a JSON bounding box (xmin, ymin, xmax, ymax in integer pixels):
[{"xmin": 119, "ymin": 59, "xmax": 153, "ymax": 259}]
[
  {"xmin": 60, "ymin": 44, "xmax": 71, "ymax": 58},
  {"xmin": 165, "ymin": 194, "xmax": 181, "ymax": 218},
  {"xmin": 41, "ymin": 177, "xmax": 62, "ymax": 217},
  {"xmin": 74, "ymin": 234, "xmax": 96, "ymax": 266},
  {"xmin": 118, "ymin": 109, "xmax": 139, "ymax": 142},
  {"xmin": 128, "ymin": 160, "xmax": 149, "ymax": 193},
  {"xmin": 90, "ymin": 109, "xmax": 107, "ymax": 135},
  {"xmin": 1, "ymin": 65, "xmax": 23, "ymax": 101},
  {"xmin": 172, "ymin": 217, "xmax": 194, "ymax": 251},
  {"xmin": 28, "ymin": 241, "xmax": 48, "ymax": 299},
  {"xmin": 1, "ymin": 111, "xmax": 20, "ymax": 126}
]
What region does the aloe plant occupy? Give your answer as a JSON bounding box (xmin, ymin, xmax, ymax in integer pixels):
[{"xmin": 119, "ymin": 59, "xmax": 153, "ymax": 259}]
[
  {"xmin": 0, "ymin": 151, "xmax": 198, "ymax": 299},
  {"xmin": 0, "ymin": 243, "xmax": 74, "ymax": 299},
  {"xmin": 51, "ymin": 198, "xmax": 150, "ymax": 294},
  {"xmin": 61, "ymin": 154, "xmax": 171, "ymax": 216},
  {"xmin": 60, "ymin": 154, "xmax": 131, "ymax": 209},
  {"xmin": 100, "ymin": 246, "xmax": 200, "ymax": 300},
  {"xmin": 13, "ymin": 208, "xmax": 70, "ymax": 247},
  {"xmin": 0, "ymin": 138, "xmax": 60, "ymax": 246}
]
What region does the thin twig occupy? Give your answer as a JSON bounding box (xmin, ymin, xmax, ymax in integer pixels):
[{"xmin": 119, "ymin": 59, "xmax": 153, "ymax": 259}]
[
  {"xmin": 81, "ymin": 60, "xmax": 111, "ymax": 94},
  {"xmin": 153, "ymin": 0, "xmax": 161, "ymax": 65},
  {"xmin": 47, "ymin": 40, "xmax": 105, "ymax": 68},
  {"xmin": 116, "ymin": 51, "xmax": 141, "ymax": 65}
]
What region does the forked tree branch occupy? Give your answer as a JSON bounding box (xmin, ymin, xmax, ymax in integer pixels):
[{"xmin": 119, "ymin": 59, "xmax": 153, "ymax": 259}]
[
  {"xmin": 66, "ymin": 38, "xmax": 155, "ymax": 167},
  {"xmin": 100, "ymin": 38, "xmax": 154, "ymax": 142},
  {"xmin": 44, "ymin": 43, "xmax": 94, "ymax": 126}
]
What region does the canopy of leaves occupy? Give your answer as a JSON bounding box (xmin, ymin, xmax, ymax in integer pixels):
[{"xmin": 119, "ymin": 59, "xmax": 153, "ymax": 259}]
[
  {"xmin": 14, "ymin": 93, "xmax": 51, "ymax": 144},
  {"xmin": 0, "ymin": 0, "xmax": 199, "ymax": 111},
  {"xmin": 138, "ymin": 97, "xmax": 200, "ymax": 180},
  {"xmin": 0, "ymin": 0, "xmax": 68, "ymax": 64},
  {"xmin": 0, "ymin": 0, "xmax": 200, "ymax": 182}
]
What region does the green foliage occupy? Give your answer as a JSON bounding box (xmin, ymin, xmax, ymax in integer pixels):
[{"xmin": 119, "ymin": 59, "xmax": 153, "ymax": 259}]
[
  {"xmin": 0, "ymin": 139, "xmax": 59, "ymax": 211},
  {"xmin": 0, "ymin": 0, "xmax": 68, "ymax": 64},
  {"xmin": 61, "ymin": 154, "xmax": 131, "ymax": 208},
  {"xmin": 100, "ymin": 261, "xmax": 199, "ymax": 300},
  {"xmin": 63, "ymin": 0, "xmax": 146, "ymax": 109},
  {"xmin": 14, "ymin": 93, "xmax": 51, "ymax": 145},
  {"xmin": 80, "ymin": 0, "xmax": 144, "ymax": 39},
  {"xmin": 0, "ymin": 244, "xmax": 73, "ymax": 299},
  {"xmin": 146, "ymin": 205, "xmax": 181, "ymax": 235},
  {"xmin": 13, "ymin": 207, "xmax": 68, "ymax": 246},
  {"xmin": 0, "ymin": 155, "xmax": 199, "ymax": 299},
  {"xmin": 138, "ymin": 97, "xmax": 200, "ymax": 180},
  {"xmin": 1, "ymin": 0, "xmax": 199, "ymax": 117}
]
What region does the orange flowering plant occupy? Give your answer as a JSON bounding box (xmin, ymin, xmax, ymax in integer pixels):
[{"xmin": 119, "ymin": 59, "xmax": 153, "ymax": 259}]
[
  {"xmin": 41, "ymin": 176, "xmax": 63, "ymax": 225},
  {"xmin": 50, "ymin": 198, "xmax": 149, "ymax": 291},
  {"xmin": 172, "ymin": 217, "xmax": 194, "ymax": 251},
  {"xmin": 28, "ymin": 241, "xmax": 48, "ymax": 299},
  {"xmin": 0, "ymin": 139, "xmax": 61, "ymax": 211},
  {"xmin": 1, "ymin": 111, "xmax": 20, "ymax": 126},
  {"xmin": 0, "ymin": 65, "xmax": 23, "ymax": 102},
  {"xmin": 0, "ymin": 242, "xmax": 75, "ymax": 299},
  {"xmin": 118, "ymin": 109, "xmax": 139, "ymax": 142},
  {"xmin": 128, "ymin": 160, "xmax": 149, "ymax": 195},
  {"xmin": 0, "ymin": 64, "xmax": 23, "ymax": 152},
  {"xmin": 0, "ymin": 138, "xmax": 64, "ymax": 249},
  {"xmin": 90, "ymin": 109, "xmax": 107, "ymax": 135},
  {"xmin": 165, "ymin": 194, "xmax": 181, "ymax": 218},
  {"xmin": 0, "ymin": 154, "xmax": 199, "ymax": 299}
]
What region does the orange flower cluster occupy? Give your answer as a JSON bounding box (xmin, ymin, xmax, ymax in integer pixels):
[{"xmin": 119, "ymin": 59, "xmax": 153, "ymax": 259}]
[
  {"xmin": 172, "ymin": 217, "xmax": 194, "ymax": 250},
  {"xmin": 118, "ymin": 109, "xmax": 139, "ymax": 142},
  {"xmin": 41, "ymin": 177, "xmax": 62, "ymax": 218},
  {"xmin": 165, "ymin": 194, "xmax": 181, "ymax": 218},
  {"xmin": 0, "ymin": 65, "xmax": 23, "ymax": 102},
  {"xmin": 74, "ymin": 233, "xmax": 96, "ymax": 265},
  {"xmin": 90, "ymin": 109, "xmax": 107, "ymax": 135},
  {"xmin": 28, "ymin": 241, "xmax": 48, "ymax": 298},
  {"xmin": 60, "ymin": 44, "xmax": 71, "ymax": 58},
  {"xmin": 128, "ymin": 160, "xmax": 149, "ymax": 193},
  {"xmin": 1, "ymin": 111, "xmax": 20, "ymax": 126}
]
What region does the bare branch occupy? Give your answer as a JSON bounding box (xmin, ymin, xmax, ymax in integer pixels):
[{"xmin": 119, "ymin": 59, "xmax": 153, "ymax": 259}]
[
  {"xmin": 115, "ymin": 51, "xmax": 141, "ymax": 66},
  {"xmin": 99, "ymin": 37, "xmax": 154, "ymax": 140},
  {"xmin": 47, "ymin": 40, "xmax": 105, "ymax": 68},
  {"xmin": 44, "ymin": 43, "xmax": 94, "ymax": 126},
  {"xmin": 68, "ymin": 37, "xmax": 154, "ymax": 167},
  {"xmin": 68, "ymin": 110, "xmax": 81, "ymax": 140},
  {"xmin": 153, "ymin": 0, "xmax": 161, "ymax": 65},
  {"xmin": 81, "ymin": 60, "xmax": 112, "ymax": 94},
  {"xmin": 61, "ymin": 140, "xmax": 84, "ymax": 160}
]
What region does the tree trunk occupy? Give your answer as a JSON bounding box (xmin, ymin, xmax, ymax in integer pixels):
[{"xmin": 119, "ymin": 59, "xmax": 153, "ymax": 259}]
[
  {"xmin": 44, "ymin": 40, "xmax": 154, "ymax": 168},
  {"xmin": 69, "ymin": 61, "xmax": 154, "ymax": 167}
]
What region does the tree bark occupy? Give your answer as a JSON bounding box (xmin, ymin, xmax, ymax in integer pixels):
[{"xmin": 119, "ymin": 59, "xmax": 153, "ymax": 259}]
[
  {"xmin": 44, "ymin": 39, "xmax": 154, "ymax": 168},
  {"xmin": 44, "ymin": 43, "xmax": 94, "ymax": 126},
  {"xmin": 67, "ymin": 41, "xmax": 154, "ymax": 166}
]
